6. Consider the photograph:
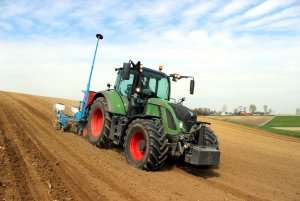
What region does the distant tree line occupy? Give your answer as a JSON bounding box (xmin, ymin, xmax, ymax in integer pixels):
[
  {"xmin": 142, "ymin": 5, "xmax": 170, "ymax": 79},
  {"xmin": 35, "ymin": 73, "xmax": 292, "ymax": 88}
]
[
  {"xmin": 193, "ymin": 104, "xmax": 276, "ymax": 116},
  {"xmin": 193, "ymin": 107, "xmax": 219, "ymax": 116},
  {"xmin": 194, "ymin": 105, "xmax": 300, "ymax": 116},
  {"xmin": 232, "ymin": 104, "xmax": 273, "ymax": 115}
]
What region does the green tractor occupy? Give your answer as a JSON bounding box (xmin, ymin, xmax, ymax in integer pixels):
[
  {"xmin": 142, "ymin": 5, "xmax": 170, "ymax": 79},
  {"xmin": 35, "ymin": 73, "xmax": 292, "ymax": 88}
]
[{"xmin": 86, "ymin": 61, "xmax": 220, "ymax": 170}]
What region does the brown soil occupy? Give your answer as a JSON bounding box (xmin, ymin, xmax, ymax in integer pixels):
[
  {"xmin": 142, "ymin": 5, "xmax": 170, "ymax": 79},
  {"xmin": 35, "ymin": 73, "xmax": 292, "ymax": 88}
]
[
  {"xmin": 0, "ymin": 91, "xmax": 299, "ymax": 201},
  {"xmin": 208, "ymin": 115, "xmax": 275, "ymax": 125}
]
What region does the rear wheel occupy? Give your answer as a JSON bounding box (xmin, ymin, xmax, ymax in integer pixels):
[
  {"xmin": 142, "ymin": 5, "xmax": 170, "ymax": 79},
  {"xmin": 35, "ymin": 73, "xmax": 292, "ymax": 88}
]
[
  {"xmin": 83, "ymin": 127, "xmax": 88, "ymax": 138},
  {"xmin": 77, "ymin": 124, "xmax": 88, "ymax": 137},
  {"xmin": 87, "ymin": 97, "xmax": 111, "ymax": 148},
  {"xmin": 124, "ymin": 119, "xmax": 168, "ymax": 171}
]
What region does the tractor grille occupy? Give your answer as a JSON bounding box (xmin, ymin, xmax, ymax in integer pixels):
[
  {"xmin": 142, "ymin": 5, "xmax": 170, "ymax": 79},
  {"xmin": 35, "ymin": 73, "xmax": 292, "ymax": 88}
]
[{"xmin": 166, "ymin": 109, "xmax": 177, "ymax": 130}]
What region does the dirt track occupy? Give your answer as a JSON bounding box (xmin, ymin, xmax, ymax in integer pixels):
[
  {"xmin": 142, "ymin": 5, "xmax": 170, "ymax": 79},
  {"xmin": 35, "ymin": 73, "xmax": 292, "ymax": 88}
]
[{"xmin": 0, "ymin": 91, "xmax": 299, "ymax": 201}]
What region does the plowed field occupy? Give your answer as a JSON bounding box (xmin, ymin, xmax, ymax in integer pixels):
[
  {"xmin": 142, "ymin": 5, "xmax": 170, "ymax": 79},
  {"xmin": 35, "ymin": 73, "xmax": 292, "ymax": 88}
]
[{"xmin": 0, "ymin": 91, "xmax": 299, "ymax": 201}]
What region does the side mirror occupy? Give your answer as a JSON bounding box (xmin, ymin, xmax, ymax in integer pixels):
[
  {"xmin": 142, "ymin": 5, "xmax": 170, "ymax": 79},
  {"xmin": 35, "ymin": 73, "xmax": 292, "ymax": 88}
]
[
  {"xmin": 190, "ymin": 79, "xmax": 195, "ymax": 95},
  {"xmin": 122, "ymin": 62, "xmax": 131, "ymax": 80}
]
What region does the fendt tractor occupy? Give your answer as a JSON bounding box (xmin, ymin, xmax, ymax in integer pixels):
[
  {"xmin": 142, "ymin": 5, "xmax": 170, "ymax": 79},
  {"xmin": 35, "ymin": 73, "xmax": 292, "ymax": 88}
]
[{"xmin": 54, "ymin": 34, "xmax": 220, "ymax": 170}]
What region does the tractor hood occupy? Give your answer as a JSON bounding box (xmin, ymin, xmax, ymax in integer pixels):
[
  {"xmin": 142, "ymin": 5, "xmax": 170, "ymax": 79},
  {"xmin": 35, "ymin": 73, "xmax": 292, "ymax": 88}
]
[
  {"xmin": 146, "ymin": 98, "xmax": 197, "ymax": 134},
  {"xmin": 169, "ymin": 103, "xmax": 197, "ymax": 130}
]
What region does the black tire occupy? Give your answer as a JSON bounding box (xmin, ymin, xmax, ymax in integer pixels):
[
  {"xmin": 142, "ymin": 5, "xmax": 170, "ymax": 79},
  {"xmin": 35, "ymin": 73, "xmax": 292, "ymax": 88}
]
[
  {"xmin": 124, "ymin": 119, "xmax": 168, "ymax": 171},
  {"xmin": 198, "ymin": 126, "xmax": 219, "ymax": 169},
  {"xmin": 87, "ymin": 97, "xmax": 111, "ymax": 148},
  {"xmin": 199, "ymin": 126, "xmax": 219, "ymax": 149},
  {"xmin": 204, "ymin": 127, "xmax": 219, "ymax": 149}
]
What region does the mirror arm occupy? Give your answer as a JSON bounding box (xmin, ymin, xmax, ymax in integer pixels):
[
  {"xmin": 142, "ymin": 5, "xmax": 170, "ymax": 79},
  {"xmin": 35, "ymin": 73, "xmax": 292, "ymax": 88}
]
[
  {"xmin": 182, "ymin": 76, "xmax": 194, "ymax": 80},
  {"xmin": 169, "ymin": 74, "xmax": 194, "ymax": 80}
]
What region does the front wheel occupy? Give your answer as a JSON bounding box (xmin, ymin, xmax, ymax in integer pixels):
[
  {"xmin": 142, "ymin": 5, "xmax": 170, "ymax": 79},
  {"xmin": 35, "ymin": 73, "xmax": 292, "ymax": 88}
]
[
  {"xmin": 198, "ymin": 126, "xmax": 219, "ymax": 169},
  {"xmin": 202, "ymin": 126, "xmax": 219, "ymax": 150},
  {"xmin": 124, "ymin": 119, "xmax": 168, "ymax": 171}
]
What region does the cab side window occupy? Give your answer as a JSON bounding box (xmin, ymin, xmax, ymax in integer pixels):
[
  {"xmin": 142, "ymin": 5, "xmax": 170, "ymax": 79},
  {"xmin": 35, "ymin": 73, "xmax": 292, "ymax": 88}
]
[{"xmin": 117, "ymin": 72, "xmax": 135, "ymax": 99}]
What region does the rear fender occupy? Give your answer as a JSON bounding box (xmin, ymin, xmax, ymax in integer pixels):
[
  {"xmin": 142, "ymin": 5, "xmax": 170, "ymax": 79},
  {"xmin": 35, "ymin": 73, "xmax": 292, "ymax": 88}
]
[{"xmin": 91, "ymin": 90, "xmax": 127, "ymax": 115}]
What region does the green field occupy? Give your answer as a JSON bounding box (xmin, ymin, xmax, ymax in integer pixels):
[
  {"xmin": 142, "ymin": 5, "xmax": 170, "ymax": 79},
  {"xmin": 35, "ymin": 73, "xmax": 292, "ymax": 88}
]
[
  {"xmin": 222, "ymin": 116, "xmax": 300, "ymax": 138},
  {"xmin": 264, "ymin": 116, "xmax": 300, "ymax": 127}
]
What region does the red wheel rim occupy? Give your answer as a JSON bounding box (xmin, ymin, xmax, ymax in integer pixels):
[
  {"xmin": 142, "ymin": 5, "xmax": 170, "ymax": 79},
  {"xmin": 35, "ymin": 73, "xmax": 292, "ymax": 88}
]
[
  {"xmin": 130, "ymin": 130, "xmax": 146, "ymax": 161},
  {"xmin": 91, "ymin": 108, "xmax": 103, "ymax": 137},
  {"xmin": 83, "ymin": 127, "xmax": 88, "ymax": 137}
]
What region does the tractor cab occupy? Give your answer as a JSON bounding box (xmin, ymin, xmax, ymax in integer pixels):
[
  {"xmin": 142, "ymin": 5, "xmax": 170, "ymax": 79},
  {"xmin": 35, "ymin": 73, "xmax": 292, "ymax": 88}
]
[
  {"xmin": 115, "ymin": 61, "xmax": 171, "ymax": 116},
  {"xmin": 114, "ymin": 61, "xmax": 195, "ymax": 117}
]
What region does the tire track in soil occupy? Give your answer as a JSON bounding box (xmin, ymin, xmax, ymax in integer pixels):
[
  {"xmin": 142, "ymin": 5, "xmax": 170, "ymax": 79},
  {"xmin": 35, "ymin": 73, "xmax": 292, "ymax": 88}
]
[
  {"xmin": 1, "ymin": 92, "xmax": 104, "ymax": 201},
  {"xmin": 173, "ymin": 164, "xmax": 268, "ymax": 201},
  {"xmin": 0, "ymin": 119, "xmax": 34, "ymax": 201},
  {"xmin": 3, "ymin": 92, "xmax": 52, "ymax": 123},
  {"xmin": 3, "ymin": 92, "xmax": 139, "ymax": 201},
  {"xmin": 19, "ymin": 95, "xmax": 139, "ymax": 200},
  {"xmin": 0, "ymin": 95, "xmax": 80, "ymax": 201}
]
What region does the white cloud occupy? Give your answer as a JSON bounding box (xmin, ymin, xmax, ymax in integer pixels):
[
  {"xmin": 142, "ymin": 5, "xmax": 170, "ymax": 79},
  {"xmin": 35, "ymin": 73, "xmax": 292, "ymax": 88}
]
[
  {"xmin": 243, "ymin": 5, "xmax": 300, "ymax": 28},
  {"xmin": 0, "ymin": 1, "xmax": 31, "ymax": 19},
  {"xmin": 221, "ymin": 1, "xmax": 299, "ymax": 32},
  {"xmin": 183, "ymin": 1, "xmax": 218, "ymax": 17},
  {"xmin": 264, "ymin": 18, "xmax": 300, "ymax": 30},
  {"xmin": 212, "ymin": 0, "xmax": 254, "ymax": 19},
  {"xmin": 179, "ymin": 0, "xmax": 220, "ymax": 29},
  {"xmin": 244, "ymin": 0, "xmax": 289, "ymax": 18},
  {"xmin": 0, "ymin": 22, "xmax": 14, "ymax": 32}
]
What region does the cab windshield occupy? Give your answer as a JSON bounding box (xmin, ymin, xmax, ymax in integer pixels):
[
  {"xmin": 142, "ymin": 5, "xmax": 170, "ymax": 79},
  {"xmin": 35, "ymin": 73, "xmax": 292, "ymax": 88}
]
[
  {"xmin": 141, "ymin": 69, "xmax": 169, "ymax": 100},
  {"xmin": 116, "ymin": 68, "xmax": 170, "ymax": 100}
]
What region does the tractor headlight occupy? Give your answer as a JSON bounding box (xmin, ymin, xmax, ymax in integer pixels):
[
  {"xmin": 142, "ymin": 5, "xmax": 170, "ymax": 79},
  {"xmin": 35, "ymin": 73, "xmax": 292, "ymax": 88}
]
[{"xmin": 179, "ymin": 121, "xmax": 185, "ymax": 130}]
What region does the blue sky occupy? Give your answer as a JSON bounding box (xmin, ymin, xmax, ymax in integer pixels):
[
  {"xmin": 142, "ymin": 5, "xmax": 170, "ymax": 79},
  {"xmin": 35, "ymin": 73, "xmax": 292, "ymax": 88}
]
[{"xmin": 1, "ymin": 0, "xmax": 300, "ymax": 114}]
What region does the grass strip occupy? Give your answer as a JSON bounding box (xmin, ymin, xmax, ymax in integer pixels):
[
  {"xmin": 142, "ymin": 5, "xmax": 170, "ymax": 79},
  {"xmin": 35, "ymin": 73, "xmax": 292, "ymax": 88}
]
[
  {"xmin": 222, "ymin": 119, "xmax": 300, "ymax": 138},
  {"xmin": 264, "ymin": 116, "xmax": 300, "ymax": 127}
]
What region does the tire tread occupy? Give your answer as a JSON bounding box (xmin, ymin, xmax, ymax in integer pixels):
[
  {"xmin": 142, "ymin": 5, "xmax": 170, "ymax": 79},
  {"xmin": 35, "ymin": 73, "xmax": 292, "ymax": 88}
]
[{"xmin": 124, "ymin": 119, "xmax": 168, "ymax": 171}]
